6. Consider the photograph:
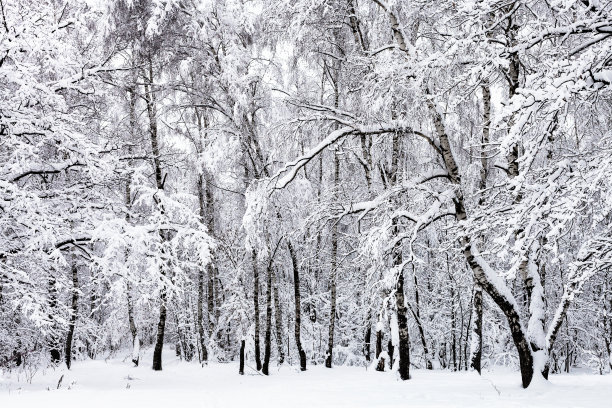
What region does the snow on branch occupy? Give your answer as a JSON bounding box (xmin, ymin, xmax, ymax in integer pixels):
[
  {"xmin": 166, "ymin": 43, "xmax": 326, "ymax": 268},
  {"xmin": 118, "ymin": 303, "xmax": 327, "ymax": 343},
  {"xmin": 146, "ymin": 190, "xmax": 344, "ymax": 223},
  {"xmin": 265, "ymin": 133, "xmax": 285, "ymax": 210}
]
[
  {"xmin": 468, "ymin": 245, "xmax": 522, "ymax": 316},
  {"xmin": 337, "ymin": 169, "xmax": 451, "ymax": 222},
  {"xmin": 9, "ymin": 160, "xmax": 85, "ymax": 182},
  {"xmin": 272, "ymin": 122, "xmax": 416, "ymax": 189},
  {"xmin": 271, "ymin": 118, "xmax": 442, "ymax": 190},
  {"xmin": 511, "ymin": 18, "xmax": 608, "ymax": 52}
]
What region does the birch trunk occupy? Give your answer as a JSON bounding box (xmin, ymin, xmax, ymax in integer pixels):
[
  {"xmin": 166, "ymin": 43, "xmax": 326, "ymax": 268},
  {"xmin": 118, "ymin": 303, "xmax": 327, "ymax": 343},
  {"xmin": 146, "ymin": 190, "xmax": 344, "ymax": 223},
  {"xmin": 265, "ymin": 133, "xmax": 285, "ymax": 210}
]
[
  {"xmin": 364, "ymin": 309, "xmax": 372, "ymax": 362},
  {"xmin": 196, "ymin": 172, "xmax": 209, "ymax": 363},
  {"xmin": 239, "ymin": 339, "xmax": 245, "ymax": 375},
  {"xmin": 273, "ymin": 271, "xmax": 285, "ymax": 365},
  {"xmin": 411, "ymin": 272, "xmax": 432, "ymax": 369},
  {"xmin": 395, "ymin": 268, "xmax": 410, "ymax": 379},
  {"xmin": 65, "ymin": 262, "xmax": 78, "ymax": 369},
  {"xmin": 325, "ymin": 150, "xmax": 339, "ymax": 369},
  {"xmin": 252, "ymin": 250, "xmax": 262, "ymax": 371},
  {"xmin": 143, "ymin": 57, "xmax": 167, "ymax": 372},
  {"xmin": 125, "ymin": 86, "xmax": 140, "ymax": 367},
  {"xmin": 288, "ymin": 241, "xmax": 307, "ymax": 371},
  {"xmin": 375, "ymin": 325, "xmax": 385, "ymax": 371},
  {"xmin": 470, "ymin": 82, "xmax": 490, "ymax": 374},
  {"xmin": 427, "ymin": 96, "xmax": 535, "ymax": 387},
  {"xmin": 49, "ymin": 278, "xmax": 61, "ymax": 364},
  {"xmin": 262, "ymin": 259, "xmax": 273, "ymax": 375},
  {"xmin": 470, "ymin": 286, "xmax": 483, "ymax": 374}
]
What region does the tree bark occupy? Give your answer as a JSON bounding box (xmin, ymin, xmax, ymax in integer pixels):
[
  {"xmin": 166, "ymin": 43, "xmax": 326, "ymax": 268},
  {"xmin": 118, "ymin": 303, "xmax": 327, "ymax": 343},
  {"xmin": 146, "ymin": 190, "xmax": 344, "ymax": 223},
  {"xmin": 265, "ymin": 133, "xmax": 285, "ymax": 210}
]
[
  {"xmin": 262, "ymin": 248, "xmax": 276, "ymax": 375},
  {"xmin": 48, "ymin": 277, "xmax": 61, "ymax": 364},
  {"xmin": 152, "ymin": 287, "xmax": 167, "ymax": 371},
  {"xmin": 411, "ymin": 272, "xmax": 432, "ymax": 369},
  {"xmin": 470, "ymin": 82, "xmax": 490, "ymax": 375},
  {"xmin": 197, "ymin": 262, "xmax": 208, "ymax": 363},
  {"xmin": 273, "ymin": 271, "xmax": 285, "ymax": 365},
  {"xmin": 239, "ymin": 339, "xmax": 245, "ymax": 375},
  {"xmin": 208, "ymin": 266, "xmax": 215, "ymax": 336},
  {"xmin": 364, "ymin": 309, "xmax": 372, "ymax": 362},
  {"xmin": 375, "ymin": 326, "xmax": 385, "ymax": 371},
  {"xmin": 143, "ymin": 57, "xmax": 167, "ymax": 372},
  {"xmin": 325, "ymin": 150, "xmax": 339, "ymax": 369},
  {"xmin": 252, "ymin": 250, "xmax": 262, "ymax": 371},
  {"xmin": 450, "ymin": 272, "xmax": 457, "ymax": 372},
  {"xmin": 126, "ymin": 280, "xmax": 140, "ymax": 366},
  {"xmin": 395, "ymin": 268, "xmax": 410, "ymax": 379},
  {"xmin": 288, "ymin": 241, "xmax": 306, "ymax": 371},
  {"xmin": 604, "ymin": 270, "xmax": 612, "ymax": 371},
  {"xmin": 505, "ymin": 17, "xmax": 521, "ymax": 179},
  {"xmin": 204, "ymin": 171, "xmax": 217, "ymax": 339},
  {"xmin": 427, "ymin": 96, "xmax": 535, "ymax": 388},
  {"xmin": 389, "ymin": 118, "xmax": 410, "ymax": 379},
  {"xmin": 347, "ymin": 0, "xmax": 369, "ymax": 52},
  {"xmin": 65, "ymin": 262, "xmax": 78, "ymax": 369},
  {"xmin": 470, "ymin": 286, "xmax": 483, "ymax": 374},
  {"xmin": 387, "ymin": 339, "xmax": 395, "ymax": 370},
  {"xmin": 196, "ymin": 173, "xmax": 209, "ymax": 363},
  {"xmin": 124, "ymin": 106, "xmax": 140, "ymax": 366}
]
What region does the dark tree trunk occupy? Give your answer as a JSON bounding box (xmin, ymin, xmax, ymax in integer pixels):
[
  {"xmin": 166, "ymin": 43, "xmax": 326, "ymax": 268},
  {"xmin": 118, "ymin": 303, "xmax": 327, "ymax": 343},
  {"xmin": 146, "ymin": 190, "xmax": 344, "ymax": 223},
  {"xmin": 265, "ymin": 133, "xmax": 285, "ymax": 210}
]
[
  {"xmin": 197, "ymin": 263, "xmax": 208, "ymax": 364},
  {"xmin": 126, "ymin": 282, "xmax": 139, "ymax": 367},
  {"xmin": 252, "ymin": 250, "xmax": 262, "ymax": 371},
  {"xmin": 325, "ymin": 151, "xmax": 339, "ymax": 369},
  {"xmin": 65, "ymin": 262, "xmax": 78, "ymax": 369},
  {"xmin": 387, "ymin": 340, "xmax": 395, "ymax": 370},
  {"xmin": 450, "ymin": 275, "xmax": 457, "ymax": 372},
  {"xmin": 126, "ymin": 285, "xmax": 139, "ymax": 366},
  {"xmin": 389, "ymin": 174, "xmax": 410, "ymax": 379},
  {"xmin": 288, "ymin": 241, "xmax": 306, "ymax": 371},
  {"xmin": 347, "ymin": 0, "xmax": 369, "ymax": 52},
  {"xmin": 395, "ymin": 269, "xmax": 410, "ymax": 380},
  {"xmin": 324, "ymin": 61, "xmax": 341, "ymax": 369},
  {"xmin": 50, "ymin": 347, "xmax": 61, "ymax": 365},
  {"xmin": 464, "ymin": 239, "xmax": 534, "ymax": 387},
  {"xmin": 196, "ymin": 173, "xmax": 209, "ymax": 363},
  {"xmin": 262, "ymin": 251, "xmax": 274, "ymax": 375},
  {"xmin": 152, "ymin": 287, "xmax": 167, "ymax": 371},
  {"xmin": 124, "ymin": 132, "xmax": 139, "ymax": 366},
  {"xmin": 213, "ymin": 269, "xmax": 221, "ymax": 338},
  {"xmin": 273, "ymin": 272, "xmax": 285, "ymax": 365},
  {"xmin": 375, "ymin": 327, "xmax": 385, "ymax": 371},
  {"xmin": 48, "ymin": 277, "xmax": 61, "ymax": 364},
  {"xmin": 207, "ymin": 265, "xmax": 215, "ymax": 336},
  {"xmin": 604, "ymin": 270, "xmax": 612, "ymax": 371},
  {"xmin": 239, "ymin": 339, "xmax": 245, "ymax": 375},
  {"xmin": 411, "ymin": 272, "xmax": 432, "ymax": 369},
  {"xmin": 470, "ymin": 285, "xmax": 483, "ymax": 374},
  {"xmin": 198, "ymin": 116, "xmax": 217, "ymax": 343},
  {"xmin": 364, "ymin": 310, "xmax": 372, "ymax": 362},
  {"xmin": 505, "ymin": 21, "xmax": 521, "ymax": 179},
  {"xmin": 126, "ymin": 267, "xmax": 139, "ymax": 367},
  {"xmin": 143, "ymin": 56, "xmax": 168, "ymax": 372}
]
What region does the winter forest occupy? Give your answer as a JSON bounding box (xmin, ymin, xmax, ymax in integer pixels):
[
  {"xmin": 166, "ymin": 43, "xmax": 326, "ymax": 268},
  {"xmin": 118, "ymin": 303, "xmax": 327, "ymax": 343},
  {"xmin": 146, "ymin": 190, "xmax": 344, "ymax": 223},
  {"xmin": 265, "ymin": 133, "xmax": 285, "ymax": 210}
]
[{"xmin": 1, "ymin": 0, "xmax": 612, "ymax": 406}]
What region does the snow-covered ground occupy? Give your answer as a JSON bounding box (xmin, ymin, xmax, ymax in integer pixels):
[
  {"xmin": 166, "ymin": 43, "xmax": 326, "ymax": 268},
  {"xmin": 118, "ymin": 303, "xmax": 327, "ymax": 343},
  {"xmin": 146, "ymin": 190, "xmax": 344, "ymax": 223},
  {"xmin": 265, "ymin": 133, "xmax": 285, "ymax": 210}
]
[{"xmin": 1, "ymin": 348, "xmax": 611, "ymax": 408}]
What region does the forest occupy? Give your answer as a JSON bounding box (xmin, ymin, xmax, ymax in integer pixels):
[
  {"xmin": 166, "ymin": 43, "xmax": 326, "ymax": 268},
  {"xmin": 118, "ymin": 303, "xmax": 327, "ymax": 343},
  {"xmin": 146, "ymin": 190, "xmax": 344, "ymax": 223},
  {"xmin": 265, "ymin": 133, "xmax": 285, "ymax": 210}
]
[{"xmin": 1, "ymin": 0, "xmax": 612, "ymax": 406}]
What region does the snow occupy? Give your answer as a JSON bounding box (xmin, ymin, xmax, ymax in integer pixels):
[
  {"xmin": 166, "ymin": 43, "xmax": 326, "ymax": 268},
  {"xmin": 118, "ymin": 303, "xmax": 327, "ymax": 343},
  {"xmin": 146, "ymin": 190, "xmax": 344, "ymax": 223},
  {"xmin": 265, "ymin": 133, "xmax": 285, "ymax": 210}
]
[
  {"xmin": 272, "ymin": 122, "xmax": 412, "ymax": 189},
  {"xmin": 273, "ymin": 126, "xmax": 356, "ymax": 189},
  {"xmin": 2, "ymin": 348, "xmax": 612, "ymax": 408}
]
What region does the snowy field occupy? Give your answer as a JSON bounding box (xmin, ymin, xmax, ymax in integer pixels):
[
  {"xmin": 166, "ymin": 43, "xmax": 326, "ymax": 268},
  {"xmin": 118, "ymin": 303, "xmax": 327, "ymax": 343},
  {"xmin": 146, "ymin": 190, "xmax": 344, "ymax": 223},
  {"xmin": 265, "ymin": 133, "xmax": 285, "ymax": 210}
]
[{"xmin": 1, "ymin": 348, "xmax": 611, "ymax": 408}]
